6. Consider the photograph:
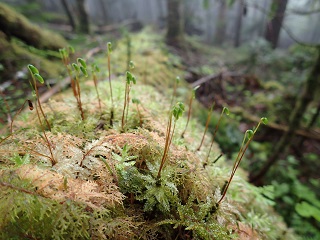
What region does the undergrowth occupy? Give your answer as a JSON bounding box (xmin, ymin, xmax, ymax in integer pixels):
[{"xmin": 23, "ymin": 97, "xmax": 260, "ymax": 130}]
[{"xmin": 0, "ymin": 29, "xmax": 297, "ymax": 239}]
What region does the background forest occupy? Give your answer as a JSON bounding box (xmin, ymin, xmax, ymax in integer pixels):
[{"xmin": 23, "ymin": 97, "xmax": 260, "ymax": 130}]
[{"xmin": 0, "ymin": 0, "xmax": 319, "ymax": 239}]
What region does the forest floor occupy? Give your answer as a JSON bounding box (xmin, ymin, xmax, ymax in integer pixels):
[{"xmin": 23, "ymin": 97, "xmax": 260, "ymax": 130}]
[{"xmin": 0, "ymin": 27, "xmax": 319, "ymax": 238}]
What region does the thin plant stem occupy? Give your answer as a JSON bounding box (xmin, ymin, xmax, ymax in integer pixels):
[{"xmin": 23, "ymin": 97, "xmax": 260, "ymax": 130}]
[
  {"xmin": 157, "ymin": 114, "xmax": 173, "ymax": 178},
  {"xmin": 181, "ymin": 93, "xmax": 193, "ymax": 138},
  {"xmin": 217, "ymin": 120, "xmax": 265, "ymax": 204},
  {"xmin": 197, "ymin": 102, "xmax": 215, "ymax": 151},
  {"xmin": 206, "ymin": 107, "xmax": 229, "ymax": 162}
]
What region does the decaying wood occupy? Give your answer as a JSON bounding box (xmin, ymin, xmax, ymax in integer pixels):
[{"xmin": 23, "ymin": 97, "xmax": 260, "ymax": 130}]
[{"xmin": 0, "ymin": 3, "xmax": 67, "ymax": 50}]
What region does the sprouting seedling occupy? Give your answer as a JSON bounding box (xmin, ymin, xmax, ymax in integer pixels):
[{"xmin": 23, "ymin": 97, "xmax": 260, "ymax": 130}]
[
  {"xmin": 217, "ymin": 117, "xmax": 268, "ymax": 204},
  {"xmin": 196, "ymin": 102, "xmax": 215, "ymax": 151},
  {"xmin": 107, "ymin": 42, "xmax": 114, "ymax": 126},
  {"xmin": 59, "ymin": 46, "xmax": 81, "ymax": 112},
  {"xmin": 125, "ymin": 61, "xmax": 135, "ymax": 123},
  {"xmin": 157, "ymin": 102, "xmax": 185, "ymax": 179},
  {"xmin": 181, "ymin": 85, "xmax": 199, "ymax": 138},
  {"xmin": 132, "ymin": 98, "xmax": 142, "ymax": 127},
  {"xmin": 27, "ymin": 65, "xmax": 56, "ymax": 166},
  {"xmin": 69, "ymin": 58, "xmax": 88, "ymax": 120},
  {"xmin": 205, "ymin": 107, "xmax": 230, "ymax": 164},
  {"xmin": 170, "ymin": 76, "xmax": 180, "ymax": 108},
  {"xmin": 91, "ymin": 64, "xmax": 102, "ymax": 113},
  {"xmin": 121, "ymin": 70, "xmax": 137, "ymax": 131}
]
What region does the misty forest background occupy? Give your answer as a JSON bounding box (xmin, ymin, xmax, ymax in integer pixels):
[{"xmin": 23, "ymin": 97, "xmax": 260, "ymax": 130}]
[{"xmin": 0, "ymin": 0, "xmax": 319, "ymax": 239}]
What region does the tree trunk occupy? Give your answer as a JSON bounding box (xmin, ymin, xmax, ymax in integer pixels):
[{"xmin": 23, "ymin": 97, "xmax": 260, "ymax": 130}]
[
  {"xmin": 60, "ymin": 0, "xmax": 77, "ymax": 32},
  {"xmin": 99, "ymin": 0, "xmax": 108, "ymax": 25},
  {"xmin": 234, "ymin": 0, "xmax": 244, "ymax": 47},
  {"xmin": 76, "ymin": 0, "xmax": 89, "ymax": 34},
  {"xmin": 166, "ymin": 0, "xmax": 183, "ymax": 47},
  {"xmin": 250, "ymin": 47, "xmax": 320, "ymax": 184},
  {"xmin": 214, "ymin": 0, "xmax": 226, "ymax": 45},
  {"xmin": 264, "ymin": 0, "xmax": 288, "ymax": 49}
]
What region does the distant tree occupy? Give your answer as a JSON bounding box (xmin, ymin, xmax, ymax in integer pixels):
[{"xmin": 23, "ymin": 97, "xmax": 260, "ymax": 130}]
[
  {"xmin": 166, "ymin": 0, "xmax": 184, "ymax": 47},
  {"xmin": 76, "ymin": 0, "xmax": 89, "ymax": 34},
  {"xmin": 214, "ymin": 0, "xmax": 227, "ymax": 45},
  {"xmin": 264, "ymin": 0, "xmax": 289, "ymax": 48},
  {"xmin": 234, "ymin": 0, "xmax": 245, "ymax": 47},
  {"xmin": 60, "ymin": 0, "xmax": 76, "ymax": 32},
  {"xmin": 250, "ymin": 46, "xmax": 320, "ymax": 184},
  {"xmin": 99, "ymin": 0, "xmax": 108, "ymax": 25}
]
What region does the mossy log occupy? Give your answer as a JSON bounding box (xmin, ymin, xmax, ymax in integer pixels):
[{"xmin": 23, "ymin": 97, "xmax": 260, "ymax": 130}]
[{"xmin": 0, "ymin": 3, "xmax": 67, "ymax": 50}]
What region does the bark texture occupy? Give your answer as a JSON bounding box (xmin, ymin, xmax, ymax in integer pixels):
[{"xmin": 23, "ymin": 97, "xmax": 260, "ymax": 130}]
[
  {"xmin": 265, "ymin": 0, "xmax": 288, "ymax": 48},
  {"xmin": 166, "ymin": 0, "xmax": 183, "ymax": 47}
]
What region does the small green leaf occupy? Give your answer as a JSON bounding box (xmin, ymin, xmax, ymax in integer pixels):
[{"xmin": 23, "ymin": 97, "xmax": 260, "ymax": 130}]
[
  {"xmin": 34, "ymin": 73, "xmax": 44, "ymax": 84},
  {"xmin": 93, "ymin": 64, "xmax": 100, "ymax": 72},
  {"xmin": 68, "ymin": 45, "xmax": 75, "ymax": 54},
  {"xmin": 172, "ymin": 102, "xmax": 185, "ymax": 120},
  {"xmin": 72, "ymin": 63, "xmax": 80, "ymax": 73},
  {"xmin": 80, "ymin": 66, "xmax": 88, "ymax": 77},
  {"xmin": 107, "ymin": 42, "xmax": 112, "ymax": 53},
  {"xmin": 59, "ymin": 49, "xmax": 65, "ymax": 60},
  {"xmin": 295, "ymin": 201, "xmax": 320, "ymax": 221},
  {"xmin": 223, "ymin": 107, "xmax": 230, "ymax": 116},
  {"xmin": 261, "ymin": 117, "xmax": 268, "ymax": 125},
  {"xmin": 77, "ymin": 58, "xmax": 87, "ymax": 69},
  {"xmin": 28, "ymin": 64, "xmax": 39, "ymax": 74},
  {"xmin": 129, "ymin": 61, "xmax": 135, "ymax": 69},
  {"xmin": 246, "ymin": 129, "xmax": 254, "ymax": 140},
  {"xmin": 132, "ymin": 98, "xmax": 140, "ymax": 104}
]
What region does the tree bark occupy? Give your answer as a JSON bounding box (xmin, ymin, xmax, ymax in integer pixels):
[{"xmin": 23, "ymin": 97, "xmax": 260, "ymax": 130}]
[
  {"xmin": 234, "ymin": 0, "xmax": 245, "ymax": 47},
  {"xmin": 264, "ymin": 0, "xmax": 288, "ymax": 49},
  {"xmin": 60, "ymin": 0, "xmax": 77, "ymax": 32},
  {"xmin": 76, "ymin": 0, "xmax": 89, "ymax": 34},
  {"xmin": 166, "ymin": 0, "xmax": 184, "ymax": 47},
  {"xmin": 250, "ymin": 47, "xmax": 320, "ymax": 184},
  {"xmin": 214, "ymin": 0, "xmax": 226, "ymax": 45}
]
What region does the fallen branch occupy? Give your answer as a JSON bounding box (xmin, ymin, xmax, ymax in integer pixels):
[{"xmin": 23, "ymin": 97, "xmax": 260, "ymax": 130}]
[
  {"xmin": 232, "ymin": 106, "xmax": 320, "ymax": 141},
  {"xmin": 191, "ymin": 71, "xmax": 243, "ymax": 88}
]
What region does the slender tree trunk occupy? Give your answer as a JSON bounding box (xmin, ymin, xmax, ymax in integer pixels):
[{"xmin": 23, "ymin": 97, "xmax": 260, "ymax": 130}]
[
  {"xmin": 76, "ymin": 0, "xmax": 89, "ymax": 34},
  {"xmin": 234, "ymin": 0, "xmax": 244, "ymax": 47},
  {"xmin": 99, "ymin": 0, "xmax": 108, "ymax": 25},
  {"xmin": 265, "ymin": 0, "xmax": 288, "ymax": 49},
  {"xmin": 214, "ymin": 0, "xmax": 226, "ymax": 45},
  {"xmin": 60, "ymin": 0, "xmax": 76, "ymax": 32},
  {"xmin": 250, "ymin": 47, "xmax": 320, "ymax": 184},
  {"xmin": 166, "ymin": 0, "xmax": 184, "ymax": 47}
]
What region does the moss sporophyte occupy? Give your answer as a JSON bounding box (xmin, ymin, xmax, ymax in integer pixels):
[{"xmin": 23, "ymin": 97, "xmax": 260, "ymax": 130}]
[
  {"xmin": 27, "ymin": 64, "xmax": 56, "ymax": 165},
  {"xmin": 217, "ymin": 117, "xmax": 268, "ymax": 204}
]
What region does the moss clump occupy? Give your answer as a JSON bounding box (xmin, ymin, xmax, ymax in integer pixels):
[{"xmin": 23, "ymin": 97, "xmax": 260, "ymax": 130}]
[{"xmin": 0, "ymin": 31, "xmax": 297, "ymax": 239}]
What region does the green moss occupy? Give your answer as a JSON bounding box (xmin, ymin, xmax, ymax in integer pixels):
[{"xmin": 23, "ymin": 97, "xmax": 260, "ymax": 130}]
[{"xmin": 0, "ymin": 30, "xmax": 297, "ymax": 240}]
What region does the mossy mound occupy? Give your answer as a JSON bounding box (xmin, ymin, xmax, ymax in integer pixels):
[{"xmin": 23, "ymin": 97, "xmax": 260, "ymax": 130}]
[
  {"xmin": 0, "ymin": 30, "xmax": 296, "ymax": 239},
  {"xmin": 0, "ymin": 3, "xmax": 67, "ymax": 50}
]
